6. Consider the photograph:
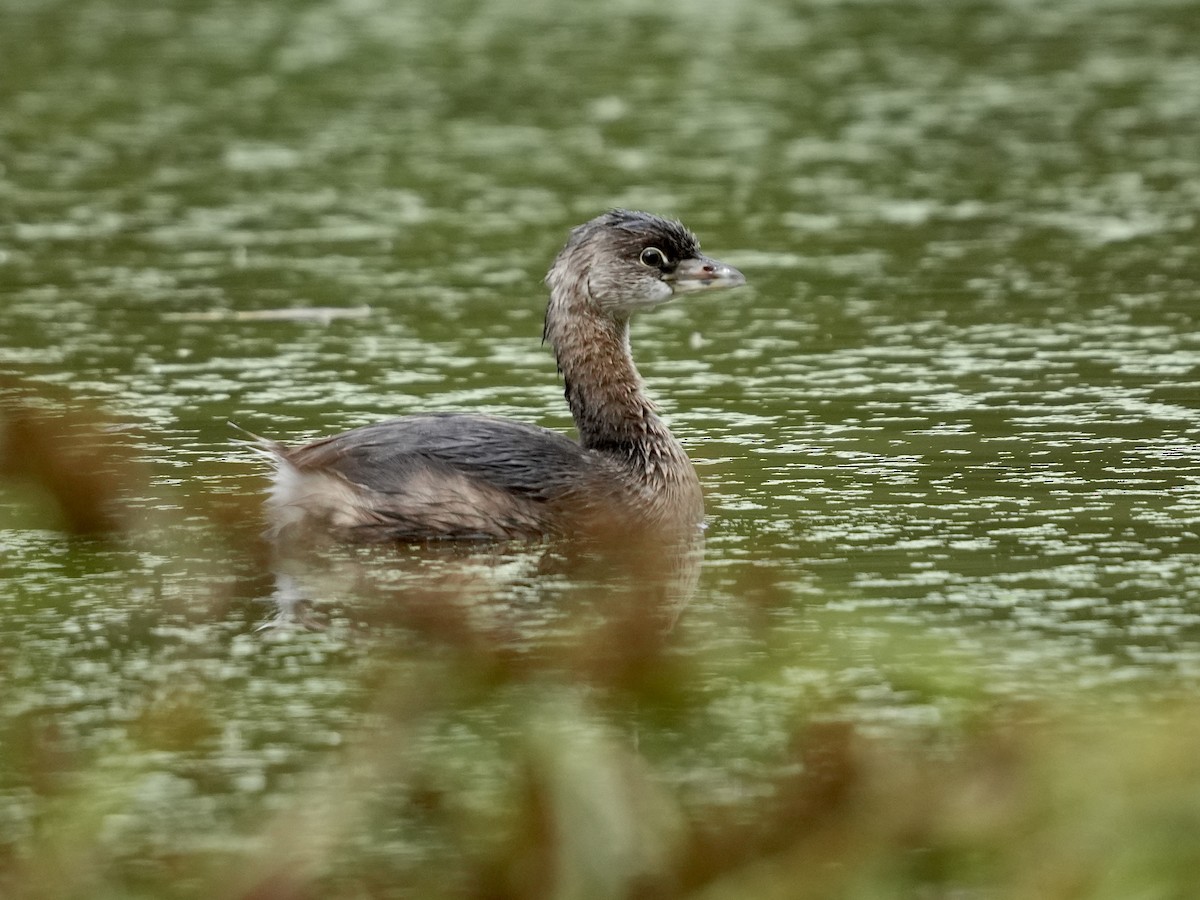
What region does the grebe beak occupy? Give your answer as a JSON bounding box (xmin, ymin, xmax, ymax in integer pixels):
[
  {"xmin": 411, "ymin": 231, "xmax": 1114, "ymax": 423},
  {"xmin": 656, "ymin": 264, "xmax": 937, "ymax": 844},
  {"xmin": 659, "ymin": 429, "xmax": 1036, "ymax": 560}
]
[{"xmin": 669, "ymin": 255, "xmax": 747, "ymax": 294}]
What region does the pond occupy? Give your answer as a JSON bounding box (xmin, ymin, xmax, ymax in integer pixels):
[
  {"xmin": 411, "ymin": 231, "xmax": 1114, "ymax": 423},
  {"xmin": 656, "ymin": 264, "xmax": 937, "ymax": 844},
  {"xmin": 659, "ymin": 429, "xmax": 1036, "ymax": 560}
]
[{"xmin": 2, "ymin": 0, "xmax": 1200, "ymax": 896}]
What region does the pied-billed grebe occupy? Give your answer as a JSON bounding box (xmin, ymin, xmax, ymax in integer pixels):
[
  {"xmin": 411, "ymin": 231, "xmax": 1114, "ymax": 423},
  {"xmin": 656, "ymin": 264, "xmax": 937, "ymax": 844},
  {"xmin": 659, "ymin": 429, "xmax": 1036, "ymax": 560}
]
[{"xmin": 257, "ymin": 210, "xmax": 745, "ymax": 542}]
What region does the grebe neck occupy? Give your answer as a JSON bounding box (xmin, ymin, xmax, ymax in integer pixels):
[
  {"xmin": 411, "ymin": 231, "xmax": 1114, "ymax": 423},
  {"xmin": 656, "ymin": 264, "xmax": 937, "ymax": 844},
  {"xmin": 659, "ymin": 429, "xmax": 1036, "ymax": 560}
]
[{"xmin": 544, "ymin": 300, "xmax": 684, "ymax": 464}]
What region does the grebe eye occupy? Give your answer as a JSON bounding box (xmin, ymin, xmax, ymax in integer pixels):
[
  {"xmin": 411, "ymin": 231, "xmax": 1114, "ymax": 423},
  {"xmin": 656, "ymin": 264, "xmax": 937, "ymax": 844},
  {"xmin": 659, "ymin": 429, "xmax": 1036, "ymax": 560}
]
[{"xmin": 639, "ymin": 247, "xmax": 668, "ymax": 269}]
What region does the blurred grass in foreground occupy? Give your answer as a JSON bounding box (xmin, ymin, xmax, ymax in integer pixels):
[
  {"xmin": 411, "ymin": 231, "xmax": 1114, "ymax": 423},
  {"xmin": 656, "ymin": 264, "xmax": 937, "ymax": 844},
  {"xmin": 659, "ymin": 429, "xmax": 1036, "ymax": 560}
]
[
  {"xmin": 7, "ymin": 659, "xmax": 1200, "ymax": 900},
  {"xmin": 3, "ymin": 385, "xmax": 1200, "ymax": 900}
]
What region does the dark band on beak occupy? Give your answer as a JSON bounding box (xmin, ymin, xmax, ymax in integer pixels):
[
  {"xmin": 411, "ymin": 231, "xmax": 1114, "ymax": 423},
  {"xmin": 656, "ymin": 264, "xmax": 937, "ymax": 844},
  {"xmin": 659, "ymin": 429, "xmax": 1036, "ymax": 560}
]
[{"xmin": 669, "ymin": 255, "xmax": 747, "ymax": 293}]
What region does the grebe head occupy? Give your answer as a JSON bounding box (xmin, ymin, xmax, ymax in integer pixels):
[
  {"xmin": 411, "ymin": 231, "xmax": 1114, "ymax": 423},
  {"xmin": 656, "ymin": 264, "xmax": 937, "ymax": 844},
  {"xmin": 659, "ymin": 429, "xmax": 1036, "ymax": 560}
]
[{"xmin": 546, "ymin": 209, "xmax": 746, "ymax": 319}]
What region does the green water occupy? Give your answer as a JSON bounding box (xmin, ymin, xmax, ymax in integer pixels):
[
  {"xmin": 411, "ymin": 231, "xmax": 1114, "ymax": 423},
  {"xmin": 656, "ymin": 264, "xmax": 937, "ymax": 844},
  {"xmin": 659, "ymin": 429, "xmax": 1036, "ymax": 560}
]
[{"xmin": 2, "ymin": 0, "xmax": 1200, "ymax": 893}]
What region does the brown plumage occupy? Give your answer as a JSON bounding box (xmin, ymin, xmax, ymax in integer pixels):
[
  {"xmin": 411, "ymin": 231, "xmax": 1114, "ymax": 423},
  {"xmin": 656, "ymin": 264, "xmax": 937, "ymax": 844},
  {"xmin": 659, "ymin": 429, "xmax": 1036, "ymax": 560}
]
[{"xmin": 254, "ymin": 210, "xmax": 746, "ymax": 542}]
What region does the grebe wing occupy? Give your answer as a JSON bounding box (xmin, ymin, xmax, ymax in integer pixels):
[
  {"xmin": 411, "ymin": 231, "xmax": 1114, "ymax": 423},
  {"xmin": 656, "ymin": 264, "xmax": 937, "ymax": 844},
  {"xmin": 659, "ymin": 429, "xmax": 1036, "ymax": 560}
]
[{"xmin": 282, "ymin": 412, "xmax": 595, "ymax": 500}]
